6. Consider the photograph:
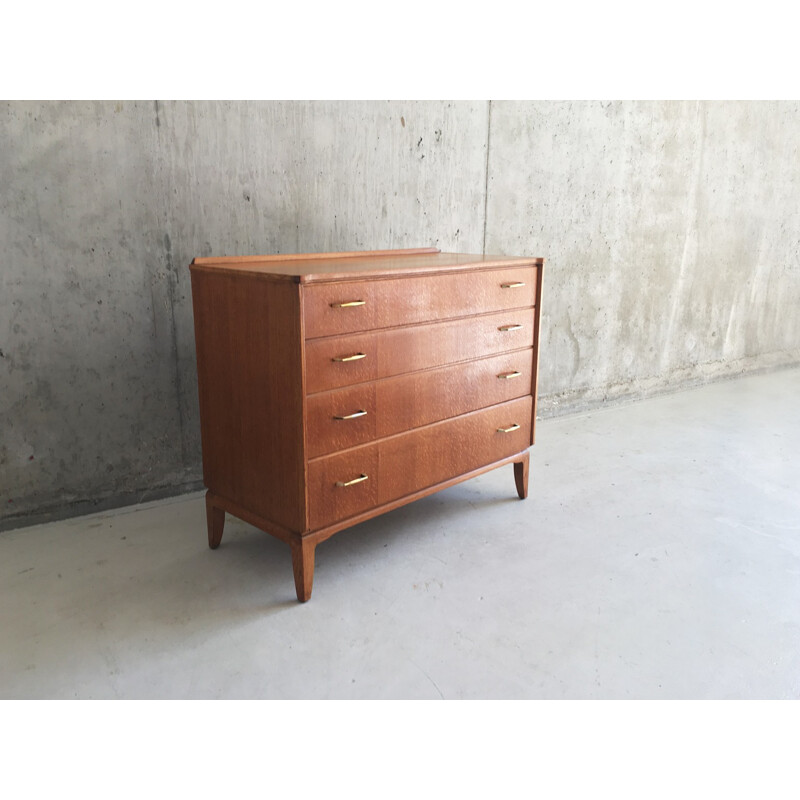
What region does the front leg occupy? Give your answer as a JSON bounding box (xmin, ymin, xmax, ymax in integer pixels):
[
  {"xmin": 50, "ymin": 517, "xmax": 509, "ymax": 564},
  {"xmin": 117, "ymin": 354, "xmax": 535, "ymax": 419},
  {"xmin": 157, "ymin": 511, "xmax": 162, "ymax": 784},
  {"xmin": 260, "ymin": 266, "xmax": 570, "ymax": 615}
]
[{"xmin": 290, "ymin": 536, "xmax": 317, "ymax": 603}]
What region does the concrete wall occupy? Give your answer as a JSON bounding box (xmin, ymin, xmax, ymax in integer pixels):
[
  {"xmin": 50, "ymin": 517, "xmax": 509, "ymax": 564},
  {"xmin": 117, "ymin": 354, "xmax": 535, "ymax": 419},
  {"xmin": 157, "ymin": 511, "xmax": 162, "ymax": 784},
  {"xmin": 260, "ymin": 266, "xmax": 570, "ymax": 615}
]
[
  {"xmin": 486, "ymin": 101, "xmax": 800, "ymax": 413},
  {"xmin": 1, "ymin": 101, "xmax": 489, "ymax": 528},
  {"xmin": 2, "ymin": 100, "xmax": 799, "ymax": 529}
]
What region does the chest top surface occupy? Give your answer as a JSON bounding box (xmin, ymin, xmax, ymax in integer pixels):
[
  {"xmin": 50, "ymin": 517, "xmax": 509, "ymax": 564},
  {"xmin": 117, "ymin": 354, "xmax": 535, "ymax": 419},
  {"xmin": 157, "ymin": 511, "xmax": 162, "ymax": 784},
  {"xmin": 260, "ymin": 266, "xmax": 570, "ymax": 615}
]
[{"xmin": 189, "ymin": 247, "xmax": 543, "ymax": 284}]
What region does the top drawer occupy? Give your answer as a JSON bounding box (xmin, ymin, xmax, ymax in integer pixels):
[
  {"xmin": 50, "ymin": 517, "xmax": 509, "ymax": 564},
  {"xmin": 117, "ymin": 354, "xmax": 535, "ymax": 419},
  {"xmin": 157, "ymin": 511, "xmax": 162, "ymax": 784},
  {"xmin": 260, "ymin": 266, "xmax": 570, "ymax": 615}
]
[{"xmin": 303, "ymin": 266, "xmax": 537, "ymax": 339}]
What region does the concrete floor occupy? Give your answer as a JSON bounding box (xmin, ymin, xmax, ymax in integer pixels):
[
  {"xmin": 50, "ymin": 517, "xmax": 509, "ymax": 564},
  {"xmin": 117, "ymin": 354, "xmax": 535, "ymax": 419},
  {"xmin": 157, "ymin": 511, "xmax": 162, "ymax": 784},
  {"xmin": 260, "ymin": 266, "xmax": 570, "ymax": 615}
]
[{"xmin": 2, "ymin": 367, "xmax": 799, "ymax": 699}]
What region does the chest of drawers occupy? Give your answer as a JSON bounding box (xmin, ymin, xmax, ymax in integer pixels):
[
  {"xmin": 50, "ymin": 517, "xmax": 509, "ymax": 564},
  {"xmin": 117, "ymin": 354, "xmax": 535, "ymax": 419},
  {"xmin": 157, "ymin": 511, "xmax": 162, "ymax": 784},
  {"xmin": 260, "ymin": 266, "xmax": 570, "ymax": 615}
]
[{"xmin": 189, "ymin": 247, "xmax": 544, "ymax": 601}]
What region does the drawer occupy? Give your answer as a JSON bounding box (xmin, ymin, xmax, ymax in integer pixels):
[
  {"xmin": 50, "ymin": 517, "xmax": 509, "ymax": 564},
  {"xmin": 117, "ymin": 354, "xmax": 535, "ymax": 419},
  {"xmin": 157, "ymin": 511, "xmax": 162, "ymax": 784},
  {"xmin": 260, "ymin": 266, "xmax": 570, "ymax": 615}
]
[
  {"xmin": 304, "ymin": 308, "xmax": 535, "ymax": 394},
  {"xmin": 307, "ymin": 383, "xmax": 377, "ymax": 458},
  {"xmin": 303, "ymin": 266, "xmax": 536, "ymax": 338},
  {"xmin": 306, "ymin": 350, "xmax": 533, "ymax": 458},
  {"xmin": 307, "ymin": 444, "xmax": 380, "ymax": 531},
  {"xmin": 307, "ymin": 396, "xmax": 532, "ymax": 530}
]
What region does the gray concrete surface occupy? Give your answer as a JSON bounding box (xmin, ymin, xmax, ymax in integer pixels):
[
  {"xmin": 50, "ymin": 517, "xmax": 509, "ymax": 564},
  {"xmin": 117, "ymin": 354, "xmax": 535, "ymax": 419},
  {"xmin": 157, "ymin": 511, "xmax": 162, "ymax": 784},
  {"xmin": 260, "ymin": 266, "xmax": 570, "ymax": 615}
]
[
  {"xmin": 1, "ymin": 367, "xmax": 798, "ymax": 699},
  {"xmin": 486, "ymin": 101, "xmax": 800, "ymax": 413},
  {"xmin": 2, "ymin": 100, "xmax": 800, "ymax": 528}
]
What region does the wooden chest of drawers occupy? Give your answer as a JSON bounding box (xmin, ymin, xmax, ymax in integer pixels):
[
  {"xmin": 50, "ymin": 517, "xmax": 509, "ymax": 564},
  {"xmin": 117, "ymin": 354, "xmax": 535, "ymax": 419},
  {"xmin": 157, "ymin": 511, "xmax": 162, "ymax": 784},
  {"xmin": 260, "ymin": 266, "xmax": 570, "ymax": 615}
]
[{"xmin": 189, "ymin": 247, "xmax": 544, "ymax": 601}]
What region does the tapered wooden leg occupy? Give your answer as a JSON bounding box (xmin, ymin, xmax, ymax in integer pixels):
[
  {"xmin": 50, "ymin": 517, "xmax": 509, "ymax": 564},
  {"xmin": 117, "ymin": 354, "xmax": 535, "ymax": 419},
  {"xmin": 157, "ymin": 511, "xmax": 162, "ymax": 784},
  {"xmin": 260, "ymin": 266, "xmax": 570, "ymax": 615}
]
[
  {"xmin": 290, "ymin": 536, "xmax": 317, "ymax": 603},
  {"xmin": 206, "ymin": 492, "xmax": 225, "ymax": 549},
  {"xmin": 513, "ymin": 452, "xmax": 529, "ymax": 500}
]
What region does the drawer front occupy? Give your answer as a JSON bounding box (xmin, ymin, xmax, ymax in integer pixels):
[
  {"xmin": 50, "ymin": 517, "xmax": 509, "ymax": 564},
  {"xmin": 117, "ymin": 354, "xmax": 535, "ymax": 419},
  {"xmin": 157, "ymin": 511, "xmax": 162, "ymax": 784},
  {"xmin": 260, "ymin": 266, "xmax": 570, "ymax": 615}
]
[
  {"xmin": 307, "ymin": 396, "xmax": 532, "ymax": 530},
  {"xmin": 306, "ymin": 382, "xmax": 378, "ymax": 458},
  {"xmin": 307, "ymin": 444, "xmax": 380, "ymax": 531},
  {"xmin": 306, "ymin": 350, "xmax": 533, "ymax": 458},
  {"xmin": 378, "ymin": 395, "xmax": 532, "ymax": 504},
  {"xmin": 303, "ymin": 266, "xmax": 537, "ymax": 338},
  {"xmin": 305, "ymin": 308, "xmax": 535, "ymax": 394}
]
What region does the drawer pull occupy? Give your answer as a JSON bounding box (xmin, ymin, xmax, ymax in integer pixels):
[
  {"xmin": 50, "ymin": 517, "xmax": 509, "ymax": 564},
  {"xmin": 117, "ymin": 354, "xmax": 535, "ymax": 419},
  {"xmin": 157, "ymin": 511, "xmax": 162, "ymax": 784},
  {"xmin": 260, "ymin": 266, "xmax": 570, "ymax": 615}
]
[
  {"xmin": 497, "ymin": 371, "xmax": 522, "ymax": 380},
  {"xmin": 501, "ymin": 281, "xmax": 526, "ymax": 289},
  {"xmin": 336, "ymin": 473, "xmax": 369, "ymax": 488},
  {"xmin": 497, "ymin": 423, "xmax": 521, "ymax": 433},
  {"xmin": 333, "ymin": 409, "xmax": 368, "ymax": 420},
  {"xmin": 332, "ymin": 352, "xmax": 367, "ymax": 362},
  {"xmin": 330, "ymin": 300, "xmax": 366, "ymax": 308},
  {"xmin": 498, "ymin": 324, "xmax": 523, "ymax": 331}
]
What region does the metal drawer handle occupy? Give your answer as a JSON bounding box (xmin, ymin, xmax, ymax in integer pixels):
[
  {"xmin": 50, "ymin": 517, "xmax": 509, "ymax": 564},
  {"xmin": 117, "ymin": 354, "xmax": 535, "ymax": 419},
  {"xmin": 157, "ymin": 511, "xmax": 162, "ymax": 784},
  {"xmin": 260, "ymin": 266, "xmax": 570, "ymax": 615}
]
[
  {"xmin": 498, "ymin": 324, "xmax": 523, "ymax": 331},
  {"xmin": 332, "ymin": 352, "xmax": 367, "ymax": 362},
  {"xmin": 501, "ymin": 281, "xmax": 525, "ymax": 289},
  {"xmin": 336, "ymin": 474, "xmax": 369, "ymax": 488},
  {"xmin": 333, "ymin": 409, "xmax": 368, "ymax": 420},
  {"xmin": 330, "ymin": 300, "xmax": 366, "ymax": 308},
  {"xmin": 497, "ymin": 423, "xmax": 521, "ymax": 433},
  {"xmin": 498, "ymin": 371, "xmax": 522, "ymax": 380}
]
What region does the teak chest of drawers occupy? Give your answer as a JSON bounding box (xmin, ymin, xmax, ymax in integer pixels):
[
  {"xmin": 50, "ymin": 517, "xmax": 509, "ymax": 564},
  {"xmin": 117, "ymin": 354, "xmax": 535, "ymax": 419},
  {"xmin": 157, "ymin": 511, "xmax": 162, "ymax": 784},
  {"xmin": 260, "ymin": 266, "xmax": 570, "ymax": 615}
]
[{"xmin": 189, "ymin": 247, "xmax": 544, "ymax": 601}]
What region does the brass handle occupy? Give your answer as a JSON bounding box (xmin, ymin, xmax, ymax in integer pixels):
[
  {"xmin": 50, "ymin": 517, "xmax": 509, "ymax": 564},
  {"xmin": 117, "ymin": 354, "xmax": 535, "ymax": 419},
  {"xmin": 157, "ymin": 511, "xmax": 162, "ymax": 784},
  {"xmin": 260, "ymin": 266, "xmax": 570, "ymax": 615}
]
[
  {"xmin": 332, "ymin": 352, "xmax": 367, "ymax": 362},
  {"xmin": 501, "ymin": 281, "xmax": 526, "ymax": 289},
  {"xmin": 497, "ymin": 423, "xmax": 521, "ymax": 433},
  {"xmin": 498, "ymin": 371, "xmax": 522, "ymax": 380},
  {"xmin": 330, "ymin": 300, "xmax": 366, "ymax": 308},
  {"xmin": 498, "ymin": 324, "xmax": 523, "ymax": 331},
  {"xmin": 336, "ymin": 474, "xmax": 369, "ymax": 487},
  {"xmin": 333, "ymin": 409, "xmax": 368, "ymax": 420}
]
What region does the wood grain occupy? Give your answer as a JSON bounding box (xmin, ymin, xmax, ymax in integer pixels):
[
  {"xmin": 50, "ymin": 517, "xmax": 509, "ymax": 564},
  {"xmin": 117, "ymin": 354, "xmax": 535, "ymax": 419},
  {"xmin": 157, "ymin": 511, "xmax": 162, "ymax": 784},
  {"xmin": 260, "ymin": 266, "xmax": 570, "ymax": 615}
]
[
  {"xmin": 307, "ymin": 396, "xmax": 532, "ymax": 529},
  {"xmin": 307, "ymin": 445, "xmax": 380, "ymax": 530},
  {"xmin": 190, "ymin": 269, "xmax": 306, "ymax": 531},
  {"xmin": 376, "ymin": 396, "xmax": 532, "ymax": 506},
  {"xmin": 305, "ymin": 450, "xmax": 530, "ymax": 547},
  {"xmin": 190, "ymin": 250, "xmax": 543, "ymax": 283},
  {"xmin": 303, "ymin": 267, "xmax": 536, "ymax": 338},
  {"xmin": 305, "ymin": 308, "xmax": 535, "ymax": 393},
  {"xmin": 306, "ymin": 350, "xmax": 533, "ymax": 458},
  {"xmin": 193, "ymin": 247, "xmax": 440, "ymax": 265}
]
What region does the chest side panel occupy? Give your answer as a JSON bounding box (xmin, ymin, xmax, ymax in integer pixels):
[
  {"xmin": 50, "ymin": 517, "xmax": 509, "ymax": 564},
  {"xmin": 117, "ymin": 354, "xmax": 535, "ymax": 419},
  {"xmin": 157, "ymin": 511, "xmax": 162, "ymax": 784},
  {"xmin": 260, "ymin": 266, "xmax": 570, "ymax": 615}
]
[{"xmin": 191, "ymin": 271, "xmax": 305, "ymax": 532}]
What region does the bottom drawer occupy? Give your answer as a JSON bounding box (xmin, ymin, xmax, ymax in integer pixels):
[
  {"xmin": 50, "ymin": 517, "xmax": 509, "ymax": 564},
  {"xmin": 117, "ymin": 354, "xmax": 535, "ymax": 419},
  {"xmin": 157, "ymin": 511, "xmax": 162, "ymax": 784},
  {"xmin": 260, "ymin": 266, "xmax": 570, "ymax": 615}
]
[{"xmin": 307, "ymin": 395, "xmax": 532, "ymax": 530}]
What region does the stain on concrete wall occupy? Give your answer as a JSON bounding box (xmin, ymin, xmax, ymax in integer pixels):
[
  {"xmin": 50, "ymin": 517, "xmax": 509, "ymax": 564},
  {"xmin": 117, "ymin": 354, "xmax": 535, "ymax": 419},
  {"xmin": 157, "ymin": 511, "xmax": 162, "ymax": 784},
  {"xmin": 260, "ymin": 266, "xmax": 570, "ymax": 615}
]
[{"xmin": 0, "ymin": 100, "xmax": 489, "ymax": 528}]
